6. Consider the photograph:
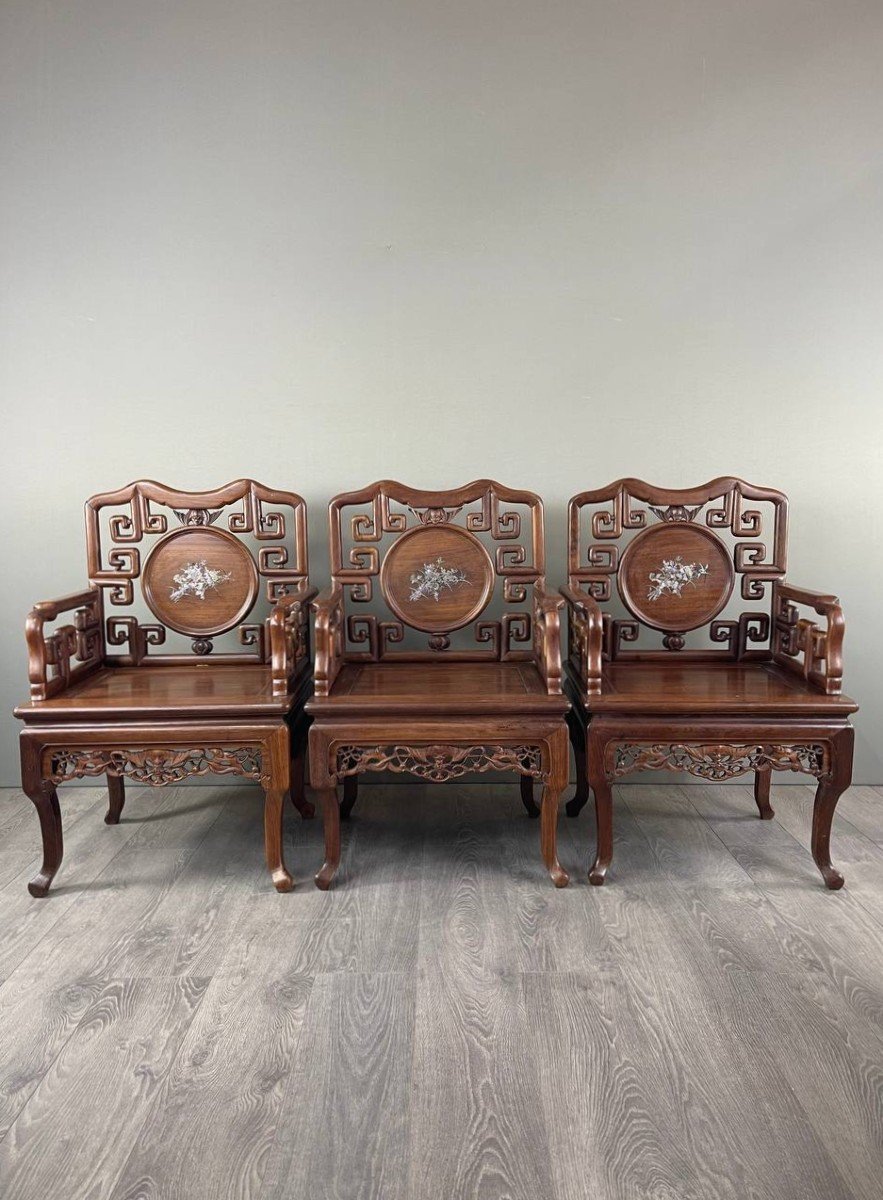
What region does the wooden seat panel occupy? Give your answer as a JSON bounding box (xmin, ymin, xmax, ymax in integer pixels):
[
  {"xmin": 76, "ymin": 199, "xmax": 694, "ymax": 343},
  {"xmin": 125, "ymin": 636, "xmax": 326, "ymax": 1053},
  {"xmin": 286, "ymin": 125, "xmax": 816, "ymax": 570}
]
[
  {"xmin": 308, "ymin": 661, "xmax": 568, "ymax": 716},
  {"xmin": 583, "ymin": 662, "xmax": 858, "ymax": 716},
  {"xmin": 15, "ymin": 664, "xmax": 294, "ymax": 722}
]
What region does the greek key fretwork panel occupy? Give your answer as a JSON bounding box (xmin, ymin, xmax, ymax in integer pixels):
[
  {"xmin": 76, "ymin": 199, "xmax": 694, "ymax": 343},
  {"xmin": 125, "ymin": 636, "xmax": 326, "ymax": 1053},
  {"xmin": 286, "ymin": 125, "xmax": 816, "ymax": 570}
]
[
  {"xmin": 333, "ymin": 743, "xmax": 548, "ymax": 783},
  {"xmin": 568, "ymin": 477, "xmax": 788, "ymax": 656},
  {"xmin": 607, "ymin": 741, "xmax": 829, "ymax": 782},
  {"xmin": 329, "ymin": 480, "xmax": 547, "ymax": 660},
  {"xmin": 85, "ymin": 480, "xmax": 309, "ymax": 664}
]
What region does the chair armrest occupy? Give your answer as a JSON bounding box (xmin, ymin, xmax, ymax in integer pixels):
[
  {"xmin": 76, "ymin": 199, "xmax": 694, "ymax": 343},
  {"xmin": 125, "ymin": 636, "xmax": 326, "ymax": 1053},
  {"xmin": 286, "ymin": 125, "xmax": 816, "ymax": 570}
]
[
  {"xmin": 311, "ymin": 585, "xmax": 345, "ymax": 698},
  {"xmin": 560, "ymin": 585, "xmax": 604, "ymax": 695},
  {"xmin": 26, "ymin": 588, "xmax": 104, "ymax": 701},
  {"xmin": 268, "ymin": 583, "xmax": 318, "ymax": 697},
  {"xmin": 532, "ymin": 582, "xmax": 566, "ymax": 694},
  {"xmin": 772, "ymin": 581, "xmax": 845, "ymax": 695}
]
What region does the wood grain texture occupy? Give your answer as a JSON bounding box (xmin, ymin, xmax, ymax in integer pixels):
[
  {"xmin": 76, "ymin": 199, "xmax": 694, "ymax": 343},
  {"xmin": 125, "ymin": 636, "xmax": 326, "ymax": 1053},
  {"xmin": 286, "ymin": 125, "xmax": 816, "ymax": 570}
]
[
  {"xmin": 263, "ymin": 972, "xmax": 414, "ymax": 1200},
  {"xmin": 1, "ymin": 782, "xmax": 883, "ymax": 1199},
  {"xmin": 0, "ymin": 977, "xmax": 208, "ymax": 1200}
]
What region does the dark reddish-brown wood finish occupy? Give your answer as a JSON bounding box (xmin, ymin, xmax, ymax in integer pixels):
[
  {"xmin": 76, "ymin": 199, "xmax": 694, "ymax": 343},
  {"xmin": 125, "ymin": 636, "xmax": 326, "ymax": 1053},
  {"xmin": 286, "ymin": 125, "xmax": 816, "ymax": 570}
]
[
  {"xmin": 563, "ymin": 477, "xmax": 858, "ymax": 888},
  {"xmin": 14, "ymin": 480, "xmax": 316, "ymax": 896},
  {"xmin": 306, "ymin": 479, "xmax": 570, "ymax": 888}
]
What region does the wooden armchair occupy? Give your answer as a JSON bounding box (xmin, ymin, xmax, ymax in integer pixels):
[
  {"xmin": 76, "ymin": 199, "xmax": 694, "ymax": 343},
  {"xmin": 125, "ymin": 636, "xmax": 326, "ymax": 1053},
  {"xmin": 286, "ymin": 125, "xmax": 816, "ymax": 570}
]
[
  {"xmin": 14, "ymin": 480, "xmax": 316, "ymax": 896},
  {"xmin": 305, "ymin": 479, "xmax": 570, "ymax": 889},
  {"xmin": 563, "ymin": 477, "xmax": 858, "ymax": 888}
]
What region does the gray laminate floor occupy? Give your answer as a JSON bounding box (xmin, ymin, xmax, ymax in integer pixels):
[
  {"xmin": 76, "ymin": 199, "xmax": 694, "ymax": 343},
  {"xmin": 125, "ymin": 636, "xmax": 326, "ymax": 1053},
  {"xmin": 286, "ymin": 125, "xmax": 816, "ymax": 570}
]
[{"xmin": 0, "ymin": 780, "xmax": 881, "ymax": 1199}]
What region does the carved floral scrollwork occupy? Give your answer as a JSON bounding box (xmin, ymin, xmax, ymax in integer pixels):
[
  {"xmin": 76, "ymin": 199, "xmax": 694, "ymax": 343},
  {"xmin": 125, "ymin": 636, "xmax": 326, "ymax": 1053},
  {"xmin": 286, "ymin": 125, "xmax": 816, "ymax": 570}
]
[
  {"xmin": 45, "ymin": 746, "xmax": 267, "ymax": 787},
  {"xmin": 333, "ymin": 743, "xmax": 548, "ymax": 783},
  {"xmin": 608, "ymin": 741, "xmax": 829, "ymax": 781}
]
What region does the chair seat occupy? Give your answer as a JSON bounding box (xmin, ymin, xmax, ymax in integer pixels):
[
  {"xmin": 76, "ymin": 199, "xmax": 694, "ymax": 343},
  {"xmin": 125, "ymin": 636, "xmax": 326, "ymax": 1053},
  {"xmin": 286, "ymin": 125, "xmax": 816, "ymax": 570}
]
[
  {"xmin": 14, "ymin": 664, "xmax": 294, "ymax": 723},
  {"xmin": 572, "ymin": 660, "xmax": 858, "ymax": 717},
  {"xmin": 306, "ymin": 660, "xmax": 569, "ymax": 717}
]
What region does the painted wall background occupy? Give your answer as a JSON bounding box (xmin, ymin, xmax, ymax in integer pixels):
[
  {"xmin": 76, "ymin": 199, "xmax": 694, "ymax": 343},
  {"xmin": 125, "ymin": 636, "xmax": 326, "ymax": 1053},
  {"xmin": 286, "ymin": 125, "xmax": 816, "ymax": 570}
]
[{"xmin": 1, "ymin": 0, "xmax": 881, "ymax": 785}]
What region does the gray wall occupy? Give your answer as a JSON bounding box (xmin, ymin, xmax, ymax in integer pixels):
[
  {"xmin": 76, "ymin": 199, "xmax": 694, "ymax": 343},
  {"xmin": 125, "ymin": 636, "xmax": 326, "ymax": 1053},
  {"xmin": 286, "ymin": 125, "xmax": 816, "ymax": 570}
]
[{"xmin": 2, "ymin": 1, "xmax": 881, "ymax": 785}]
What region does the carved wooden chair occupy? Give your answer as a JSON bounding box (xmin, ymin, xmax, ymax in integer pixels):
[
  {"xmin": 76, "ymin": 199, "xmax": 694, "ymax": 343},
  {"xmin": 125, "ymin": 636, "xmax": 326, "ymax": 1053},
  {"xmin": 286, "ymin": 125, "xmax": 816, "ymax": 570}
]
[
  {"xmin": 306, "ymin": 479, "xmax": 570, "ymax": 889},
  {"xmin": 14, "ymin": 480, "xmax": 316, "ymax": 896},
  {"xmin": 562, "ymin": 477, "xmax": 858, "ymax": 888}
]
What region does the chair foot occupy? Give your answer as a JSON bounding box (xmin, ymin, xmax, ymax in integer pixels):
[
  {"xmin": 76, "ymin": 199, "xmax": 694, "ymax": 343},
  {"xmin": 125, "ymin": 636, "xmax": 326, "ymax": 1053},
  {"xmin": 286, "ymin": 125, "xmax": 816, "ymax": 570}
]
[
  {"xmin": 549, "ymin": 862, "xmax": 569, "ymax": 888},
  {"xmin": 588, "ymin": 858, "xmax": 609, "ymax": 886},
  {"xmin": 314, "ymin": 861, "xmax": 337, "ymax": 890},
  {"xmin": 271, "ymin": 867, "xmax": 294, "ymax": 893},
  {"xmin": 315, "ymin": 787, "xmax": 340, "ymax": 890},
  {"xmin": 820, "ymin": 865, "xmax": 845, "ymax": 891},
  {"xmin": 520, "ymin": 774, "xmax": 540, "ymax": 819},
  {"xmin": 27, "ymin": 872, "xmax": 54, "ymax": 899}
]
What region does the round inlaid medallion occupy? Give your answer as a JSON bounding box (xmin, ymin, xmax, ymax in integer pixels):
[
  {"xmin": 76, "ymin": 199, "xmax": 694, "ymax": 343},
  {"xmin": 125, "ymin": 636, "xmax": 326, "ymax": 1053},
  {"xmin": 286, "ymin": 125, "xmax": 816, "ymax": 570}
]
[
  {"xmin": 380, "ymin": 524, "xmax": 495, "ymax": 634},
  {"xmin": 617, "ymin": 523, "xmax": 734, "ymax": 632},
  {"xmin": 142, "ymin": 526, "xmax": 259, "ymax": 636}
]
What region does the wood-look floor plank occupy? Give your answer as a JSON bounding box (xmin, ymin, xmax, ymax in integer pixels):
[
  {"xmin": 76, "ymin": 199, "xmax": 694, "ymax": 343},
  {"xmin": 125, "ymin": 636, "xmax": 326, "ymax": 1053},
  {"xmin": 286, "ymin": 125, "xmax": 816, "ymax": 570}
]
[
  {"xmin": 407, "ymin": 961, "xmax": 555, "ymax": 1200},
  {"xmin": 0, "ymin": 977, "xmax": 208, "ymax": 1200},
  {"xmin": 733, "ymin": 968, "xmax": 883, "ymax": 1200},
  {"xmin": 109, "ymin": 964, "xmax": 312, "ymax": 1200},
  {"xmin": 263, "ymin": 971, "xmax": 414, "ymax": 1200}
]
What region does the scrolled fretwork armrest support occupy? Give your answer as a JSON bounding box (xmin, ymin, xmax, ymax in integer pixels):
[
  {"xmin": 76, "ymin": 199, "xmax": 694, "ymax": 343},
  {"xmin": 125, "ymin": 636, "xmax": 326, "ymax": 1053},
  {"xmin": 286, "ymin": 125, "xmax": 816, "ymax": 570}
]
[
  {"xmin": 772, "ymin": 581, "xmax": 845, "ymax": 695},
  {"xmin": 532, "ymin": 582, "xmax": 566, "ymax": 695},
  {"xmin": 560, "ymin": 584, "xmax": 604, "ymax": 695},
  {"xmin": 269, "ymin": 583, "xmax": 318, "ymax": 697},
  {"xmin": 26, "ymin": 588, "xmax": 104, "ymax": 701},
  {"xmin": 312, "ymin": 585, "xmax": 345, "ymax": 698}
]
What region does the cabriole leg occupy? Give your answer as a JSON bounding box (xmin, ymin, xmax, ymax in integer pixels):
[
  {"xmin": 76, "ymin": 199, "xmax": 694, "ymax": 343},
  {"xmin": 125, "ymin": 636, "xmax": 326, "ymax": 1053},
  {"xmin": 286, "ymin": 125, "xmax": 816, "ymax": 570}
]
[
  {"xmin": 540, "ymin": 782, "xmax": 569, "ymax": 888},
  {"xmin": 105, "ymin": 774, "xmax": 125, "ymax": 825},
  {"xmin": 811, "ymin": 728, "xmax": 854, "ymax": 891},
  {"xmin": 315, "ymin": 787, "xmax": 341, "ymax": 890},
  {"xmin": 264, "ymin": 788, "xmax": 293, "ymax": 892},
  {"xmin": 753, "ymin": 769, "xmax": 774, "ymax": 820},
  {"xmin": 587, "ymin": 732, "xmax": 613, "ymax": 885},
  {"xmin": 26, "ymin": 783, "xmax": 63, "ymax": 898}
]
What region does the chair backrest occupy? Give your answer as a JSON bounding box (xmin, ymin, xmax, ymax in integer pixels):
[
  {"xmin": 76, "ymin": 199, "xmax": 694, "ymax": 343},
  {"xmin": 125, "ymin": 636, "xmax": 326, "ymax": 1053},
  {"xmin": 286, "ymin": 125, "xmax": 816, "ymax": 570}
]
[
  {"xmin": 567, "ymin": 477, "xmax": 788, "ymax": 658},
  {"xmin": 328, "ymin": 479, "xmax": 546, "ymax": 660},
  {"xmin": 86, "ymin": 479, "xmax": 309, "ymax": 664}
]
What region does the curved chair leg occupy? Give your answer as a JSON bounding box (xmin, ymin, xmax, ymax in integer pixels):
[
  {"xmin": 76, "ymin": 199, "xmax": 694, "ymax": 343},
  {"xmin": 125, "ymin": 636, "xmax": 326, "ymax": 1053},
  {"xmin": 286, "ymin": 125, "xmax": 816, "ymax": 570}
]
[
  {"xmin": 520, "ymin": 774, "xmax": 540, "ymax": 819},
  {"xmin": 540, "ymin": 783, "xmax": 569, "ymax": 887},
  {"xmin": 587, "ymin": 732, "xmax": 613, "ymax": 885},
  {"xmin": 565, "ymin": 713, "xmax": 591, "ymax": 818},
  {"xmin": 25, "ymin": 781, "xmax": 64, "ymax": 898},
  {"xmin": 289, "ymin": 742, "xmax": 315, "ymax": 820},
  {"xmin": 340, "ymin": 774, "xmax": 358, "ymax": 821},
  {"xmin": 753, "ymin": 769, "xmax": 774, "ymax": 820},
  {"xmin": 315, "ymin": 787, "xmax": 341, "ymax": 890},
  {"xmin": 811, "ymin": 728, "xmax": 854, "ymax": 891},
  {"xmin": 105, "ymin": 773, "xmax": 126, "ymax": 825},
  {"xmin": 264, "ymin": 787, "xmax": 293, "ymax": 892}
]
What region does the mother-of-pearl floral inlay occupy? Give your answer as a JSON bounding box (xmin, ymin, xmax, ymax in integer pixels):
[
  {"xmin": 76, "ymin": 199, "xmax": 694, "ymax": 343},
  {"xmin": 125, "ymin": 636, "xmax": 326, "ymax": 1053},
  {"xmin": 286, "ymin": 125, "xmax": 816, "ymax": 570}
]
[
  {"xmin": 647, "ymin": 556, "xmax": 709, "ymax": 601},
  {"xmin": 409, "ymin": 557, "xmax": 468, "ymax": 603},
  {"xmin": 170, "ymin": 560, "xmax": 233, "ymax": 602}
]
